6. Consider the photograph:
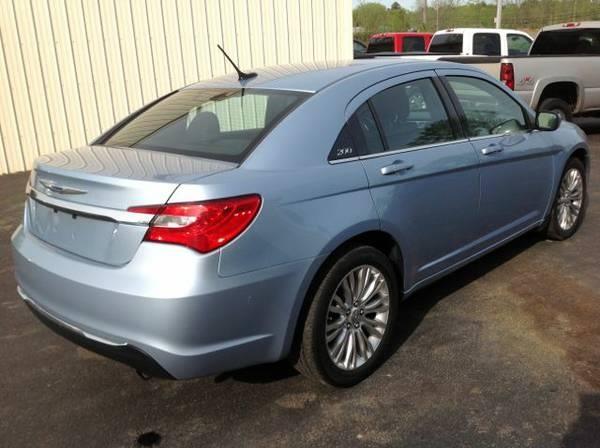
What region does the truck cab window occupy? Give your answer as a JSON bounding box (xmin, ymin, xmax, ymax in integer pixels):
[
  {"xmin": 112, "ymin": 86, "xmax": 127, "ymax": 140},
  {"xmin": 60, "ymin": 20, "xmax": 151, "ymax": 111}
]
[
  {"xmin": 508, "ymin": 34, "xmax": 532, "ymax": 55},
  {"xmin": 473, "ymin": 33, "xmax": 501, "ymax": 56}
]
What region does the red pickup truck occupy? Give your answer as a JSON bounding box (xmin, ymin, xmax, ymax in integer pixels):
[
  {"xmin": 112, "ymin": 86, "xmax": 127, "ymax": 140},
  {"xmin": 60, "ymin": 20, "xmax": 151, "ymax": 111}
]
[{"xmin": 367, "ymin": 32, "xmax": 433, "ymax": 53}]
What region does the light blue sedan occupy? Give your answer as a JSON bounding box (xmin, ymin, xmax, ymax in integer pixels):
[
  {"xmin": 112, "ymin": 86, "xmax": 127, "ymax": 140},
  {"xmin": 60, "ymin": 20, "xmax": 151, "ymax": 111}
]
[{"xmin": 11, "ymin": 59, "xmax": 589, "ymax": 387}]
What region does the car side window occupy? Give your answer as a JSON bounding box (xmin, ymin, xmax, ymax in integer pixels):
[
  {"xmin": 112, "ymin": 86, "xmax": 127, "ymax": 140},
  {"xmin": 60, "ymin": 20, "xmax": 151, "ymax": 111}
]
[
  {"xmin": 473, "ymin": 33, "xmax": 501, "ymax": 55},
  {"xmin": 328, "ymin": 103, "xmax": 384, "ymax": 161},
  {"xmin": 508, "ymin": 34, "xmax": 532, "ymax": 55},
  {"xmin": 446, "ymin": 76, "xmax": 528, "ymax": 137},
  {"xmin": 368, "ymin": 78, "xmax": 454, "ymax": 153},
  {"xmin": 353, "ymin": 103, "xmax": 386, "ymax": 154},
  {"xmin": 329, "ymin": 123, "xmax": 357, "ymax": 161}
]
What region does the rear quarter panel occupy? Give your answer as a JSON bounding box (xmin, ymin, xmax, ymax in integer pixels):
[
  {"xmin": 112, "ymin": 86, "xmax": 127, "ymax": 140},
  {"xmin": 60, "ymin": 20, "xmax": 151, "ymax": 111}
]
[{"xmin": 170, "ymin": 163, "xmax": 379, "ymax": 278}]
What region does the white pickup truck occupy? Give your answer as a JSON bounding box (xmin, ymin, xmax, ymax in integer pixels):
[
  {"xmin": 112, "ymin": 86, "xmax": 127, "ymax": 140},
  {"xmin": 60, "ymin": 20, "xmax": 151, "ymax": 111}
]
[
  {"xmin": 428, "ymin": 28, "xmax": 533, "ymax": 56},
  {"xmin": 439, "ymin": 22, "xmax": 600, "ymax": 121}
]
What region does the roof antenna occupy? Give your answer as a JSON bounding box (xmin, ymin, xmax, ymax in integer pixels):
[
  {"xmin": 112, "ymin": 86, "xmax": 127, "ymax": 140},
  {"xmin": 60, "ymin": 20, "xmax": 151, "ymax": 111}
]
[{"xmin": 217, "ymin": 44, "xmax": 257, "ymax": 81}]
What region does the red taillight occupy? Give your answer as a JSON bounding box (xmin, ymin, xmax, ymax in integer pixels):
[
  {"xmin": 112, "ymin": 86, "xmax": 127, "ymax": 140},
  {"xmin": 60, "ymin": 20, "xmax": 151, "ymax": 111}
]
[
  {"xmin": 500, "ymin": 62, "xmax": 515, "ymax": 90},
  {"xmin": 563, "ymin": 22, "xmax": 580, "ymax": 27},
  {"xmin": 128, "ymin": 195, "xmax": 261, "ymax": 253}
]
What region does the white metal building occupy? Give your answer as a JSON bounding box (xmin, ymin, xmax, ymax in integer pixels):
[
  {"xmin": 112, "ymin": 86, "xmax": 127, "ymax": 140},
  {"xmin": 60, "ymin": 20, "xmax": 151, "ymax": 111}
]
[{"xmin": 0, "ymin": 0, "xmax": 352, "ymax": 175}]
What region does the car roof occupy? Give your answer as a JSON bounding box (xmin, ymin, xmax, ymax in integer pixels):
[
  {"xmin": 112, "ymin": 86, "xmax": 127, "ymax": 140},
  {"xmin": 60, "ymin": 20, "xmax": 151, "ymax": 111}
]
[
  {"xmin": 370, "ymin": 32, "xmax": 432, "ymax": 38},
  {"xmin": 540, "ymin": 21, "xmax": 600, "ymax": 31},
  {"xmin": 433, "ymin": 28, "xmax": 526, "ymax": 34},
  {"xmin": 185, "ymin": 59, "xmax": 458, "ymax": 94}
]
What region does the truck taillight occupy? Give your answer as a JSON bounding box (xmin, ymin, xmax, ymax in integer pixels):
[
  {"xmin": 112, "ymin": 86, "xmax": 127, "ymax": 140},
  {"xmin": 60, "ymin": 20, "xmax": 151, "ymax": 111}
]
[
  {"xmin": 128, "ymin": 195, "xmax": 261, "ymax": 253},
  {"xmin": 500, "ymin": 62, "xmax": 515, "ymax": 90}
]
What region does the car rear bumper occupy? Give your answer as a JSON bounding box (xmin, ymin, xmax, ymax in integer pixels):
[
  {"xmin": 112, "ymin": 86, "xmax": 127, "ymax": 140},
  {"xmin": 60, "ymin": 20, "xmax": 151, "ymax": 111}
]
[
  {"xmin": 21, "ymin": 289, "xmax": 174, "ymax": 378},
  {"xmin": 11, "ymin": 225, "xmax": 318, "ymax": 379}
]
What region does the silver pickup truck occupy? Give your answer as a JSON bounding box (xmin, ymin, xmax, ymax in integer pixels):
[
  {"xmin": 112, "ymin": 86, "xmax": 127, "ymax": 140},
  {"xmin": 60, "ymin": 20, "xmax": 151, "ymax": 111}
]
[{"xmin": 449, "ymin": 21, "xmax": 600, "ymax": 121}]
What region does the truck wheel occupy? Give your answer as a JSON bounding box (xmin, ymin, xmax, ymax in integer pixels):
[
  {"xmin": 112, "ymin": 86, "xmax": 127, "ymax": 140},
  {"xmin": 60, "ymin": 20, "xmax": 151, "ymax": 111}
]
[{"xmin": 539, "ymin": 98, "xmax": 573, "ymax": 122}]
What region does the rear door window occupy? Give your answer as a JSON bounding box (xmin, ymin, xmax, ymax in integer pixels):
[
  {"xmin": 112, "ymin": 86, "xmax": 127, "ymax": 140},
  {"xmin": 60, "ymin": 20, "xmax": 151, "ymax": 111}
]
[
  {"xmin": 329, "ymin": 124, "xmax": 357, "ymax": 161},
  {"xmin": 328, "ymin": 103, "xmax": 385, "ymax": 161},
  {"xmin": 446, "ymin": 76, "xmax": 528, "ymax": 137},
  {"xmin": 369, "ymin": 78, "xmax": 454, "ymax": 152},
  {"xmin": 367, "ymin": 37, "xmax": 394, "ymax": 53},
  {"xmin": 428, "ymin": 33, "xmax": 463, "ymax": 53},
  {"xmin": 473, "ymin": 33, "xmax": 501, "ymax": 55},
  {"xmin": 102, "ymin": 88, "xmax": 309, "ymax": 163},
  {"xmin": 402, "ymin": 36, "xmax": 425, "ymax": 52},
  {"xmin": 508, "ymin": 34, "xmax": 532, "ymax": 55}
]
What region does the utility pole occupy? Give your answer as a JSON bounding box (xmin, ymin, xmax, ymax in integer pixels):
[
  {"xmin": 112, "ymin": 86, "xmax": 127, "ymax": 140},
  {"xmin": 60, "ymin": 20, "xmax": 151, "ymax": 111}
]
[
  {"xmin": 495, "ymin": 0, "xmax": 502, "ymax": 28},
  {"xmin": 423, "ymin": 0, "xmax": 427, "ymax": 27}
]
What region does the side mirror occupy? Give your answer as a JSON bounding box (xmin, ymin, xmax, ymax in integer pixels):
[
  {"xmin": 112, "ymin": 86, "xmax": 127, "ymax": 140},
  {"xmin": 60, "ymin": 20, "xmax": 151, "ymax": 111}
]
[{"xmin": 536, "ymin": 111, "xmax": 561, "ymax": 131}]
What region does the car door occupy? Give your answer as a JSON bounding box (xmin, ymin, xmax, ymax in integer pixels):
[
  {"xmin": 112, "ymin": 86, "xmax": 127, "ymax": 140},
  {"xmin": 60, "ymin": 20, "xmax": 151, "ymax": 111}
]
[
  {"xmin": 349, "ymin": 72, "xmax": 481, "ymax": 291},
  {"xmin": 439, "ymin": 69, "xmax": 556, "ymax": 246}
]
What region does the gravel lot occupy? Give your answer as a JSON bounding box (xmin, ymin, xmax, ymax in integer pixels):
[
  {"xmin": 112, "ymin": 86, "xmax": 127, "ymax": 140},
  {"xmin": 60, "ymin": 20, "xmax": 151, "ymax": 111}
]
[{"xmin": 1, "ymin": 121, "xmax": 599, "ymax": 448}]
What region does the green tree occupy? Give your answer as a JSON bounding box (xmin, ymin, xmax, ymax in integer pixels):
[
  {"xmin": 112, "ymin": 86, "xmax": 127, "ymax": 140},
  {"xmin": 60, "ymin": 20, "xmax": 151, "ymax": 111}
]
[
  {"xmin": 354, "ymin": 0, "xmax": 600, "ymax": 37},
  {"xmin": 353, "ymin": 2, "xmax": 389, "ymax": 35},
  {"xmin": 387, "ymin": 7, "xmax": 409, "ymax": 31}
]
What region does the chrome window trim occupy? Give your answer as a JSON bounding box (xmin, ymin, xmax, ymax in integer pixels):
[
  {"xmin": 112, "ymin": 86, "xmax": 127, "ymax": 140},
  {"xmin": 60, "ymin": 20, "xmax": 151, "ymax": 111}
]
[
  {"xmin": 27, "ymin": 186, "xmax": 155, "ymax": 226},
  {"xmin": 467, "ymin": 131, "xmax": 514, "ymax": 142},
  {"xmin": 329, "ymin": 156, "xmax": 361, "ymax": 165},
  {"xmin": 327, "ymin": 138, "xmax": 472, "ymax": 164},
  {"xmin": 359, "ymin": 138, "xmax": 471, "ymax": 160}
]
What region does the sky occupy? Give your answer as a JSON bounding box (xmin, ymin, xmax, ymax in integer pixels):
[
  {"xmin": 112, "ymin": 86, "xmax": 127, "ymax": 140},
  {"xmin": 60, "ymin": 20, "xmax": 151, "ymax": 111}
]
[{"xmin": 352, "ymin": 0, "xmax": 418, "ymax": 11}]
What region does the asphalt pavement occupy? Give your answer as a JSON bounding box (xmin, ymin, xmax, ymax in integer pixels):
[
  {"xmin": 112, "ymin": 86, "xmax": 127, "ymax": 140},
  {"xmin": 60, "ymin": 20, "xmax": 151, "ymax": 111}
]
[{"xmin": 1, "ymin": 121, "xmax": 599, "ymax": 447}]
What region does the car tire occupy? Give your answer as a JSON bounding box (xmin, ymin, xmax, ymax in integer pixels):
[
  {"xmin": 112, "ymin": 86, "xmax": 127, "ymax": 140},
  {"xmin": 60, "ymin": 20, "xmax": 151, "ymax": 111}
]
[
  {"xmin": 539, "ymin": 98, "xmax": 573, "ymax": 122},
  {"xmin": 543, "ymin": 157, "xmax": 587, "ymax": 241},
  {"xmin": 295, "ymin": 245, "xmax": 399, "ymax": 387}
]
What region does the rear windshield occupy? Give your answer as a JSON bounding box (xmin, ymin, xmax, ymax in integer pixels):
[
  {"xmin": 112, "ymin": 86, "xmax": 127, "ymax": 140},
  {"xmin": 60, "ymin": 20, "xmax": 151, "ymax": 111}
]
[
  {"xmin": 429, "ymin": 33, "xmax": 463, "ymax": 53},
  {"xmin": 531, "ymin": 28, "xmax": 600, "ymax": 55},
  {"xmin": 102, "ymin": 88, "xmax": 309, "ymax": 163},
  {"xmin": 367, "ymin": 37, "xmax": 394, "ymax": 53},
  {"xmin": 473, "ymin": 33, "xmax": 501, "ymax": 55},
  {"xmin": 402, "ymin": 36, "xmax": 426, "ymax": 52}
]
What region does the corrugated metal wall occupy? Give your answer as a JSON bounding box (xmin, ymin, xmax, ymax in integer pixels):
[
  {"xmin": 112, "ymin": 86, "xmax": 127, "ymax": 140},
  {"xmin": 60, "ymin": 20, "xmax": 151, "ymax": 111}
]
[{"xmin": 0, "ymin": 0, "xmax": 352, "ymax": 175}]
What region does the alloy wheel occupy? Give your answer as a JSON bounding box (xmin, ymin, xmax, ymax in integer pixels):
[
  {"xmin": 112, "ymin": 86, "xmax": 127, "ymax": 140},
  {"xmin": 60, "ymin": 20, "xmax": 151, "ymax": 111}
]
[
  {"xmin": 557, "ymin": 168, "xmax": 584, "ymax": 231},
  {"xmin": 325, "ymin": 265, "xmax": 390, "ymax": 371}
]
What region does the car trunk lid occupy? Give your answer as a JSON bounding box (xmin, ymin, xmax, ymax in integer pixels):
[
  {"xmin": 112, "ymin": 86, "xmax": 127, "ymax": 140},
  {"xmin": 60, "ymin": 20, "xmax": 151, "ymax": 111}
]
[{"xmin": 27, "ymin": 145, "xmax": 236, "ymax": 266}]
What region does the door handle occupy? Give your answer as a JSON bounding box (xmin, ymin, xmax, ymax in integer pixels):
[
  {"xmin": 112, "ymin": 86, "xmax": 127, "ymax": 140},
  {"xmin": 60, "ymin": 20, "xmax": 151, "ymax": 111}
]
[
  {"xmin": 380, "ymin": 161, "xmax": 414, "ymax": 176},
  {"xmin": 481, "ymin": 144, "xmax": 503, "ymax": 155}
]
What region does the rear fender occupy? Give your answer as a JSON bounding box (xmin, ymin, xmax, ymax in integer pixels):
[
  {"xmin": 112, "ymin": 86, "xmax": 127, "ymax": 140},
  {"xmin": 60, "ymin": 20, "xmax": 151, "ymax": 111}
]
[{"xmin": 532, "ymin": 77, "xmax": 583, "ymax": 112}]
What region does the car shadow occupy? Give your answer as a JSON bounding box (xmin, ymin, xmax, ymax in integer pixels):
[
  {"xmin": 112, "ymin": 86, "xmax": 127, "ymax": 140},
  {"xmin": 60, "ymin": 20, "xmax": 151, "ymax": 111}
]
[
  {"xmin": 213, "ymin": 360, "xmax": 299, "ymax": 384},
  {"xmin": 215, "ymin": 232, "xmax": 542, "ymax": 385},
  {"xmin": 561, "ymin": 393, "xmax": 600, "ymax": 447},
  {"xmin": 575, "ymin": 117, "xmax": 600, "ymax": 135},
  {"xmin": 388, "ymin": 231, "xmax": 541, "ymax": 356}
]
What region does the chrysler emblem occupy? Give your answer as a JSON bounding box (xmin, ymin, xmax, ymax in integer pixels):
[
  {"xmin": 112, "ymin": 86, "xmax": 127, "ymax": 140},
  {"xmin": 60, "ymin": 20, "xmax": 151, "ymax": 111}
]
[{"xmin": 39, "ymin": 179, "xmax": 87, "ymax": 195}]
